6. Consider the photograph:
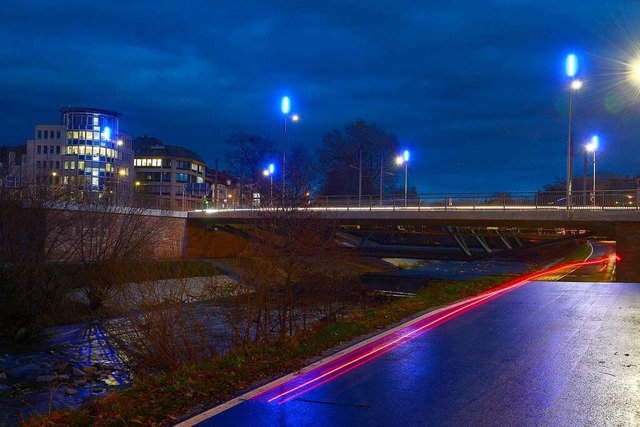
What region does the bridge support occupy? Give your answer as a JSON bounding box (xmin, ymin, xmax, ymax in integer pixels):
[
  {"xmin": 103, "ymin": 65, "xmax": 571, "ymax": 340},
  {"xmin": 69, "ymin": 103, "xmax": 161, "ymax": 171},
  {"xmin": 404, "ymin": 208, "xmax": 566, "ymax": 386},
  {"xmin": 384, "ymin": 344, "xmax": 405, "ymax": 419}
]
[
  {"xmin": 471, "ymin": 229, "xmax": 492, "ymax": 253},
  {"xmin": 495, "ymin": 230, "xmax": 512, "ymax": 249},
  {"xmin": 615, "ymin": 223, "xmax": 640, "ymax": 283},
  {"xmin": 445, "ymin": 226, "xmax": 472, "ymax": 257}
]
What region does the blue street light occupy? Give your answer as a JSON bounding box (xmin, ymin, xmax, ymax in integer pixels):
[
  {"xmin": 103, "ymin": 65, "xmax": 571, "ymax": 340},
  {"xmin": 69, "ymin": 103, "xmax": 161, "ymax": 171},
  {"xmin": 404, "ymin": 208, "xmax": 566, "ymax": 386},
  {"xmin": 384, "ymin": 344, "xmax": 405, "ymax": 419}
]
[
  {"xmin": 281, "ymin": 96, "xmax": 291, "ymax": 115},
  {"xmin": 264, "ymin": 163, "xmax": 276, "ymax": 206},
  {"xmin": 565, "ymin": 53, "xmax": 583, "ymax": 217},
  {"xmin": 566, "ymin": 54, "xmax": 578, "ymax": 77},
  {"xmin": 281, "ymin": 96, "xmax": 291, "ymax": 195},
  {"xmin": 586, "ymin": 135, "xmax": 599, "ymax": 206},
  {"xmin": 396, "ymin": 150, "xmax": 411, "ymax": 207}
]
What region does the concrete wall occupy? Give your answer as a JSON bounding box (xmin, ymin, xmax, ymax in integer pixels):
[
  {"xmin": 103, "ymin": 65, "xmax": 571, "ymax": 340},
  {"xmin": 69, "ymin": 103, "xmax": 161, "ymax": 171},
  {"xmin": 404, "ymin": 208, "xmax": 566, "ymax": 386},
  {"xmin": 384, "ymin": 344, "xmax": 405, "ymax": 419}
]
[
  {"xmin": 184, "ymin": 220, "xmax": 247, "ymax": 258},
  {"xmin": 615, "ymin": 223, "xmax": 640, "ymax": 282}
]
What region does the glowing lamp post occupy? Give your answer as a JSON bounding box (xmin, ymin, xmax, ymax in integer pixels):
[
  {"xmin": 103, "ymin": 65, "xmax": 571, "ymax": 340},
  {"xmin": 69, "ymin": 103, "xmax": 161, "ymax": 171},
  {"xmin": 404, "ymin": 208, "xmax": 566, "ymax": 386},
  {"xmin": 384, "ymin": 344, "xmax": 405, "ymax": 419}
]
[
  {"xmin": 631, "ymin": 59, "xmax": 640, "ymax": 85},
  {"xmin": 263, "ymin": 163, "xmax": 275, "ymax": 206},
  {"xmin": 565, "ymin": 54, "xmax": 583, "ymax": 217},
  {"xmin": 585, "ymin": 135, "xmax": 598, "ymax": 206},
  {"xmin": 395, "ymin": 150, "xmax": 410, "ymax": 207}
]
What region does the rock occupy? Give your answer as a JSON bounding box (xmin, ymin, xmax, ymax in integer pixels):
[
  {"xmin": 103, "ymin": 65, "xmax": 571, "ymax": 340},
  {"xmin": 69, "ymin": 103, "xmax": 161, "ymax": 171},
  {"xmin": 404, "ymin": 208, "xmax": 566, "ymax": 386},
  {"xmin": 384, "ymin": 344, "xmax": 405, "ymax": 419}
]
[
  {"xmin": 37, "ymin": 375, "xmax": 57, "ymax": 382},
  {"xmin": 91, "ymin": 388, "xmax": 105, "ymax": 394},
  {"xmin": 65, "ymin": 387, "xmax": 78, "ymax": 396},
  {"xmin": 0, "ymin": 384, "xmax": 10, "ymax": 393},
  {"xmin": 73, "ymin": 379, "xmax": 87, "ymax": 387},
  {"xmin": 81, "ymin": 366, "xmax": 98, "ymax": 374},
  {"xmin": 0, "ymin": 372, "xmax": 7, "ymax": 380}
]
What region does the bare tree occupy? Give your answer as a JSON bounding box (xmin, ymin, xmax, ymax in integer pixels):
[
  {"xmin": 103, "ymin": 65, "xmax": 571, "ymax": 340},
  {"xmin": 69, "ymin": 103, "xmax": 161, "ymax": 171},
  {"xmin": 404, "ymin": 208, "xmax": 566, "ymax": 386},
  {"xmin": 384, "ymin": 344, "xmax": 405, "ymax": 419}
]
[
  {"xmin": 221, "ymin": 208, "xmax": 360, "ymax": 348},
  {"xmin": 0, "ymin": 183, "xmax": 77, "ymax": 340},
  {"xmin": 317, "ymin": 121, "xmax": 399, "ymax": 196},
  {"xmin": 66, "ymin": 197, "xmax": 168, "ymax": 312},
  {"xmin": 286, "ymin": 142, "xmax": 318, "ymax": 204}
]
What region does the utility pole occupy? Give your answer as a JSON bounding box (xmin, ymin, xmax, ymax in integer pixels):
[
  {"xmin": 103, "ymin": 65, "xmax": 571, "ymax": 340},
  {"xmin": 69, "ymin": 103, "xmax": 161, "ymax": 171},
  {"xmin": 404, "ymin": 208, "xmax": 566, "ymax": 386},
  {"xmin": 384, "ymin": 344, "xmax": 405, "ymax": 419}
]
[{"xmin": 214, "ymin": 158, "xmax": 218, "ymax": 209}]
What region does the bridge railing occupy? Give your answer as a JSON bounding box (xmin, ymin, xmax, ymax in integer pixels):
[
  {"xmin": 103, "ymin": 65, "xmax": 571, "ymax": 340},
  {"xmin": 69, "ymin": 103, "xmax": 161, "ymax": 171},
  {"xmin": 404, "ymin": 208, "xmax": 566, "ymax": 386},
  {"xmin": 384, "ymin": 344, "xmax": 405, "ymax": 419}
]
[{"xmin": 306, "ymin": 190, "xmax": 640, "ymax": 211}]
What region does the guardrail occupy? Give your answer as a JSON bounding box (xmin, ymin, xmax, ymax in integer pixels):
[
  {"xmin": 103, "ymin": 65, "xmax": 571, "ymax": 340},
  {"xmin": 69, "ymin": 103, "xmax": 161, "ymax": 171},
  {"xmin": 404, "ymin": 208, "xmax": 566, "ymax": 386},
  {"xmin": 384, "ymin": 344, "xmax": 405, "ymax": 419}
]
[{"xmin": 206, "ymin": 190, "xmax": 640, "ymax": 212}]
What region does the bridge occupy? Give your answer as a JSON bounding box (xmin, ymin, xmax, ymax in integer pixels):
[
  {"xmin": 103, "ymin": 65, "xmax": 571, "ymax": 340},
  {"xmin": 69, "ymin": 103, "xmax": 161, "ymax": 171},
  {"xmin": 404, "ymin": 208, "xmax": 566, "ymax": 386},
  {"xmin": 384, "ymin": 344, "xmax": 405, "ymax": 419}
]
[{"xmin": 188, "ymin": 191, "xmax": 640, "ymax": 281}]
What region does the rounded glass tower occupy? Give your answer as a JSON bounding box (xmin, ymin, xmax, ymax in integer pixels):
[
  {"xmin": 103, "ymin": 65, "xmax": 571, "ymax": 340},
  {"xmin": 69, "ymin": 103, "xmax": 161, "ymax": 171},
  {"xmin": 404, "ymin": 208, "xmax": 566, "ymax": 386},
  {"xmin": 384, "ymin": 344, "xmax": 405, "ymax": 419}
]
[{"xmin": 60, "ymin": 107, "xmax": 130, "ymax": 192}]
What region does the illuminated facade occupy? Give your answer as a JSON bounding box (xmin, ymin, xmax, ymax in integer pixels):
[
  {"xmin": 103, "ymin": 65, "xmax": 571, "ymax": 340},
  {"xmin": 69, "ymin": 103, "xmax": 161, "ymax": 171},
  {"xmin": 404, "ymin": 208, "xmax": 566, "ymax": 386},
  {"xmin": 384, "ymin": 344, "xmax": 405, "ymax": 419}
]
[
  {"xmin": 133, "ymin": 136, "xmax": 207, "ymax": 210},
  {"xmin": 25, "ymin": 107, "xmax": 134, "ymax": 194}
]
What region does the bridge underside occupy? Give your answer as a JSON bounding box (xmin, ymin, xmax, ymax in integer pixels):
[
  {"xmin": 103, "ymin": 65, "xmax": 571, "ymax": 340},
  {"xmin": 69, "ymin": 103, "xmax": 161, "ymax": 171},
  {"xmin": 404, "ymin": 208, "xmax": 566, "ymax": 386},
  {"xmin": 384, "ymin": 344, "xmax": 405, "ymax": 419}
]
[{"xmin": 187, "ymin": 209, "xmax": 639, "ymax": 282}]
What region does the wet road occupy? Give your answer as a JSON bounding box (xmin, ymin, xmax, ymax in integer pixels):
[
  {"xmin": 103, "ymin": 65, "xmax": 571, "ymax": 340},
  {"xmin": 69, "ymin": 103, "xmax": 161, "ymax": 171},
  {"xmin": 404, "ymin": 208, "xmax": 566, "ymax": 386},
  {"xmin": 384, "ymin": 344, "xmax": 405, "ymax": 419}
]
[{"xmin": 189, "ymin": 279, "xmax": 640, "ymax": 426}]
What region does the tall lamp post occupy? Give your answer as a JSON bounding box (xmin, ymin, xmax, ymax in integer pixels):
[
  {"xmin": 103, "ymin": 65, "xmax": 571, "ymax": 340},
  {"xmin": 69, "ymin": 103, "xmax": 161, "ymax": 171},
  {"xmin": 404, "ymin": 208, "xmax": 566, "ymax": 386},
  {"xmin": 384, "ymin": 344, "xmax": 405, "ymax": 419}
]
[
  {"xmin": 565, "ymin": 54, "xmax": 583, "ymax": 218},
  {"xmin": 395, "ymin": 150, "xmax": 410, "ymax": 207},
  {"xmin": 280, "ymin": 96, "xmax": 300, "ymax": 196},
  {"xmin": 263, "ymin": 163, "xmax": 274, "ymax": 207},
  {"xmin": 585, "ymin": 135, "xmax": 598, "ymax": 207}
]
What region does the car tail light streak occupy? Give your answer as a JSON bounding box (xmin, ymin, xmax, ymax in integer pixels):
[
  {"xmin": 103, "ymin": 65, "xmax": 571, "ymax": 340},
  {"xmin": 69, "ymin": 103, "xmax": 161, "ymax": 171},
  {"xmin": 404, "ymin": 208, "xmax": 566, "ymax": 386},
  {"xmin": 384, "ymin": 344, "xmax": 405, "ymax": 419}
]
[{"xmin": 260, "ymin": 256, "xmax": 611, "ymax": 404}]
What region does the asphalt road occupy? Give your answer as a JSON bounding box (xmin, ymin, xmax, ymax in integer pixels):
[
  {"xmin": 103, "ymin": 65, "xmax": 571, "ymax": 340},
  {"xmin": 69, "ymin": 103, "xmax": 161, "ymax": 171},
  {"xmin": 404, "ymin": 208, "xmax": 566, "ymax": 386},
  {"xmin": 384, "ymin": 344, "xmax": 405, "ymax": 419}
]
[{"xmin": 188, "ymin": 279, "xmax": 640, "ymax": 427}]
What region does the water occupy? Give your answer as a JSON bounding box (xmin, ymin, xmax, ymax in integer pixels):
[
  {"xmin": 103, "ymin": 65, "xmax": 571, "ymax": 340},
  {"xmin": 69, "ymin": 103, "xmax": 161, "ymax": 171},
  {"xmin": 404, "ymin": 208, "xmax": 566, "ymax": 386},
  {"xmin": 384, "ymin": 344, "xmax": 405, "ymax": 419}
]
[
  {"xmin": 0, "ymin": 322, "xmax": 129, "ymax": 426},
  {"xmin": 363, "ymin": 258, "xmax": 531, "ymax": 294}
]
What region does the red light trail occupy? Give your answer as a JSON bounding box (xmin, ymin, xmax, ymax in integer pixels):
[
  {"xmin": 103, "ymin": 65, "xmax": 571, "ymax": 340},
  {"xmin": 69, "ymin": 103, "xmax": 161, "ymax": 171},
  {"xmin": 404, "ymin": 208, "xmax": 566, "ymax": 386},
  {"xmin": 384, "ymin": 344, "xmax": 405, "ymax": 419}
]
[{"xmin": 260, "ymin": 256, "xmax": 612, "ymax": 404}]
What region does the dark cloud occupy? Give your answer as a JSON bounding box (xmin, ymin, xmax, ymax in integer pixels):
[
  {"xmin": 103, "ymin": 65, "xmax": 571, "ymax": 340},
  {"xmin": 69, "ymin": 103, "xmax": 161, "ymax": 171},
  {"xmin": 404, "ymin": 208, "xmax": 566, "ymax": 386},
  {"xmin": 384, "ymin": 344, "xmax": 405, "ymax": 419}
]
[{"xmin": 1, "ymin": 0, "xmax": 640, "ymax": 192}]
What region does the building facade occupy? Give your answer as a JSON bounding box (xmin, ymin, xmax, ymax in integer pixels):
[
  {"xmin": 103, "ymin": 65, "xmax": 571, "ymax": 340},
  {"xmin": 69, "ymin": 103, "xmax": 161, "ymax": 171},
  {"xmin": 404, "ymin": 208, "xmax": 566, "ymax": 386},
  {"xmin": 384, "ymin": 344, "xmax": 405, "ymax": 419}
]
[
  {"xmin": 133, "ymin": 136, "xmax": 207, "ymax": 210},
  {"xmin": 25, "ymin": 107, "xmax": 134, "ymax": 196}
]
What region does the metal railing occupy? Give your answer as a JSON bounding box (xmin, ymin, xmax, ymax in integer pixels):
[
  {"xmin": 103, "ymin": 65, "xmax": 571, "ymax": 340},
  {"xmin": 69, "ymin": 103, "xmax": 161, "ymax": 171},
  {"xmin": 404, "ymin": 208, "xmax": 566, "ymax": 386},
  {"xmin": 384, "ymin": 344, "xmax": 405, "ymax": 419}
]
[{"xmin": 203, "ymin": 190, "xmax": 640, "ymax": 212}]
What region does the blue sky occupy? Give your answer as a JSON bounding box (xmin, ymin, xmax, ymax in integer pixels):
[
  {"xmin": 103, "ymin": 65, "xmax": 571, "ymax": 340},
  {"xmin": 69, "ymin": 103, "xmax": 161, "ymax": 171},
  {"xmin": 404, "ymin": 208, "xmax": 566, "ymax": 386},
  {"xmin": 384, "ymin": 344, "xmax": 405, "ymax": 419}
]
[{"xmin": 1, "ymin": 0, "xmax": 640, "ymax": 193}]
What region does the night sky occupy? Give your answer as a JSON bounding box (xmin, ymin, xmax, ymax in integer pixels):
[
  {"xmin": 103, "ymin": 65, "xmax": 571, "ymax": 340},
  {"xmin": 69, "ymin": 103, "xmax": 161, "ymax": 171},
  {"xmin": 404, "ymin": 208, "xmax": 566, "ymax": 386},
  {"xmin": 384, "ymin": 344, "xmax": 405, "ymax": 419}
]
[{"xmin": 2, "ymin": 1, "xmax": 640, "ymax": 193}]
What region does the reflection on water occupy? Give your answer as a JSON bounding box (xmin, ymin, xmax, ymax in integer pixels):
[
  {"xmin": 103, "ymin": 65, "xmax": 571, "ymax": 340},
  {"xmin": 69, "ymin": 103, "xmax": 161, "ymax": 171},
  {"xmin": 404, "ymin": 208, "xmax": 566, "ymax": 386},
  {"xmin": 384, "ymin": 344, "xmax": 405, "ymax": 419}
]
[
  {"xmin": 0, "ymin": 303, "xmax": 234, "ymax": 426},
  {"xmin": 364, "ymin": 258, "xmax": 530, "ymax": 294},
  {"xmin": 0, "ymin": 322, "xmax": 129, "ymax": 426}
]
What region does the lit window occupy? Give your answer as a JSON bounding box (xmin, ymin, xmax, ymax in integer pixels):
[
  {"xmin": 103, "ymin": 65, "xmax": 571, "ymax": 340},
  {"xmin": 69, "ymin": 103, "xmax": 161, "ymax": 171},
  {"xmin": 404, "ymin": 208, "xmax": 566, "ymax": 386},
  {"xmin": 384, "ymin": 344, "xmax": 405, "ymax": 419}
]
[
  {"xmin": 78, "ymin": 161, "xmax": 85, "ymax": 170},
  {"xmin": 64, "ymin": 161, "xmax": 69, "ymax": 170}
]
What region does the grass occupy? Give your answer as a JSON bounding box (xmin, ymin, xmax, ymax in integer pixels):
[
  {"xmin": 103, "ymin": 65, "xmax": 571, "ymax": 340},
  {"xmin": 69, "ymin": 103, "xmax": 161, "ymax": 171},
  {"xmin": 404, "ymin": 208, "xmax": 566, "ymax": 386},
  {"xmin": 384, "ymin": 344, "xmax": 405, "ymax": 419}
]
[{"xmin": 24, "ymin": 274, "xmax": 508, "ymax": 427}]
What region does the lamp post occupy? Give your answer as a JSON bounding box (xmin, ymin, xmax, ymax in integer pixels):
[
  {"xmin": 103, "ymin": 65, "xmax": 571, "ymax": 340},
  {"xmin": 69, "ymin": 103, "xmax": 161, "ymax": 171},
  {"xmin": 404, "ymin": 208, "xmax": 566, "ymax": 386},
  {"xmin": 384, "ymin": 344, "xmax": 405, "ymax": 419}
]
[
  {"xmin": 395, "ymin": 150, "xmax": 410, "ymax": 207},
  {"xmin": 115, "ymin": 168, "xmax": 126, "ymax": 202},
  {"xmin": 586, "ymin": 135, "xmax": 598, "ymax": 206},
  {"xmin": 280, "ymin": 97, "xmax": 299, "ymax": 196},
  {"xmin": 263, "ymin": 163, "xmax": 274, "ymax": 207},
  {"xmin": 565, "ymin": 54, "xmax": 583, "ymax": 217}
]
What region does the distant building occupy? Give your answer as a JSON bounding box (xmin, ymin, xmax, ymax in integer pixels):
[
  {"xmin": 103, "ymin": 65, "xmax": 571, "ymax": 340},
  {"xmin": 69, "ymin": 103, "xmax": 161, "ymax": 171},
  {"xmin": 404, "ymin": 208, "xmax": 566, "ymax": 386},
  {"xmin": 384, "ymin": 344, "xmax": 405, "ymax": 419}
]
[
  {"xmin": 24, "ymin": 107, "xmax": 134, "ymax": 195},
  {"xmin": 0, "ymin": 145, "xmax": 27, "ymax": 190},
  {"xmin": 133, "ymin": 136, "xmax": 207, "ymax": 210},
  {"xmin": 206, "ymin": 168, "xmax": 241, "ymax": 208}
]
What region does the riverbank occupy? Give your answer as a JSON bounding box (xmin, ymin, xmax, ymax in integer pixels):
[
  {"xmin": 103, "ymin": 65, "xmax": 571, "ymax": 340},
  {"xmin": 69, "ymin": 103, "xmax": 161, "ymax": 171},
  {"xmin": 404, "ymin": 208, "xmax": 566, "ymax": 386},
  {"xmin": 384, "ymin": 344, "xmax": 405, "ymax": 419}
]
[
  {"xmin": 20, "ymin": 246, "xmax": 592, "ymax": 426},
  {"xmin": 22, "ymin": 274, "xmax": 519, "ymax": 426}
]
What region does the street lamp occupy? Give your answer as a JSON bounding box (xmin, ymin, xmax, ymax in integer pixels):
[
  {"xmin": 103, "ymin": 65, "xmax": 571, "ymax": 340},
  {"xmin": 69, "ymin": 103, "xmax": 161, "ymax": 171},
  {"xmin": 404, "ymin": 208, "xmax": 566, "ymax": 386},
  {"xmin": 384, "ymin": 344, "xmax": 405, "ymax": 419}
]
[
  {"xmin": 585, "ymin": 135, "xmax": 598, "ymax": 206},
  {"xmin": 395, "ymin": 150, "xmax": 410, "ymax": 207},
  {"xmin": 281, "ymin": 96, "xmax": 290, "ymax": 196},
  {"xmin": 280, "ymin": 96, "xmax": 300, "ymax": 197},
  {"xmin": 630, "ymin": 59, "xmax": 640, "ymax": 85},
  {"xmin": 263, "ymin": 163, "xmax": 275, "ymax": 206},
  {"xmin": 565, "ymin": 53, "xmax": 583, "ymax": 217}
]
